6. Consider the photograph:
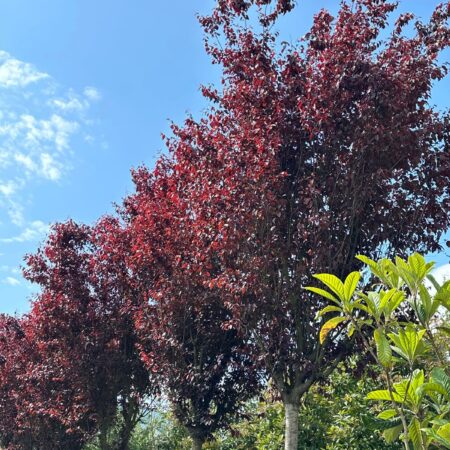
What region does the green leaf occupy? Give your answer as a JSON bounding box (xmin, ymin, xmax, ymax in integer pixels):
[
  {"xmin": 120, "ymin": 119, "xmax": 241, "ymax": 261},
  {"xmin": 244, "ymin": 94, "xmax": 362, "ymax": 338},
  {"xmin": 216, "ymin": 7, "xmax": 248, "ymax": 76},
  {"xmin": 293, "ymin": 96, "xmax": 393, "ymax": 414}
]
[
  {"xmin": 408, "ymin": 253, "xmax": 429, "ymax": 278},
  {"xmin": 418, "ymin": 284, "xmax": 435, "ymax": 322},
  {"xmin": 377, "ymin": 409, "xmax": 397, "ymax": 420},
  {"xmin": 427, "ymin": 427, "xmax": 450, "ymax": 449},
  {"xmin": 374, "ymin": 328, "xmax": 392, "ymax": 367},
  {"xmin": 426, "ymin": 273, "xmax": 441, "ymax": 292},
  {"xmin": 431, "ymin": 368, "xmax": 450, "ymax": 397},
  {"xmin": 388, "ymin": 290, "xmax": 406, "ymax": 315},
  {"xmin": 317, "ymin": 305, "xmax": 342, "ymax": 317},
  {"xmin": 388, "ymin": 328, "xmax": 426, "ymax": 364},
  {"xmin": 347, "ymin": 322, "xmax": 355, "ymax": 338},
  {"xmin": 305, "ymin": 286, "xmax": 340, "ymax": 305},
  {"xmin": 437, "ymin": 424, "xmax": 450, "ymax": 442},
  {"xmin": 435, "ymin": 281, "xmax": 450, "ymax": 311},
  {"xmin": 351, "ymin": 299, "xmax": 369, "ymax": 313},
  {"xmin": 383, "ymin": 424, "xmax": 403, "ymax": 443},
  {"xmin": 355, "ymin": 254, "xmax": 377, "ymax": 268},
  {"xmin": 419, "ymin": 382, "xmax": 448, "ymax": 399},
  {"xmin": 360, "ymin": 291, "xmax": 380, "ymax": 319},
  {"xmin": 312, "ymin": 274, "xmax": 345, "ymax": 301},
  {"xmin": 366, "ymin": 390, "xmax": 403, "ymax": 403},
  {"xmin": 409, "ymin": 418, "xmax": 425, "ymax": 450},
  {"xmin": 356, "ymin": 255, "xmax": 398, "ymax": 288},
  {"xmin": 319, "ymin": 316, "xmax": 346, "ymax": 344},
  {"xmin": 343, "ymin": 271, "xmax": 360, "ymax": 302},
  {"xmin": 393, "ymin": 370, "xmax": 424, "ymax": 408},
  {"xmin": 379, "ymin": 289, "xmax": 396, "ymax": 313}
]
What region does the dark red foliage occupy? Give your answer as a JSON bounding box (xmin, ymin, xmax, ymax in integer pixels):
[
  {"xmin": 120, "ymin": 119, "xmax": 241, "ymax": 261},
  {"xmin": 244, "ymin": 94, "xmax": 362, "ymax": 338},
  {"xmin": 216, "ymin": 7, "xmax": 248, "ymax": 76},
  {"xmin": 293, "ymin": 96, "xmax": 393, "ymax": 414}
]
[
  {"xmin": 123, "ymin": 164, "xmax": 260, "ymax": 445},
  {"xmin": 0, "ymin": 315, "xmax": 86, "ymax": 450},
  {"xmin": 19, "ymin": 218, "xmax": 153, "ymax": 448},
  {"xmin": 130, "ymin": 0, "xmax": 450, "ymax": 426},
  {"xmin": 199, "ymin": 0, "xmax": 295, "ymax": 34}
]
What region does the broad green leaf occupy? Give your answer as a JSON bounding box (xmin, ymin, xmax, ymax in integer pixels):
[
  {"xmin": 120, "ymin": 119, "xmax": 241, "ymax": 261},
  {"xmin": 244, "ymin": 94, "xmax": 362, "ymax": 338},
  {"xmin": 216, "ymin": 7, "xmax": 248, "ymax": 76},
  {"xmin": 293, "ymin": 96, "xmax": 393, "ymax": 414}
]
[
  {"xmin": 426, "ymin": 423, "xmax": 450, "ymax": 449},
  {"xmin": 408, "ymin": 253, "xmax": 429, "ymax": 277},
  {"xmin": 383, "ymin": 424, "xmax": 403, "ymax": 443},
  {"xmin": 374, "ymin": 328, "xmax": 392, "ymax": 367},
  {"xmin": 409, "ymin": 418, "xmax": 425, "ymax": 450},
  {"xmin": 435, "ymin": 281, "xmax": 450, "ymax": 311},
  {"xmin": 427, "ymin": 428, "xmax": 450, "ymax": 449},
  {"xmin": 347, "ymin": 322, "xmax": 355, "ymax": 338},
  {"xmin": 366, "ymin": 390, "xmax": 403, "ymax": 403},
  {"xmin": 357, "ymin": 255, "xmax": 399, "ymax": 288},
  {"xmin": 418, "ymin": 284, "xmax": 433, "ymax": 322},
  {"xmin": 390, "ymin": 345, "xmax": 409, "ymax": 362},
  {"xmin": 319, "ymin": 316, "xmax": 346, "ymax": 344},
  {"xmin": 419, "ymin": 382, "xmax": 449, "ymax": 399},
  {"xmin": 344, "ymin": 271, "xmax": 360, "ymax": 302},
  {"xmin": 313, "ymin": 274, "xmax": 345, "ymax": 301},
  {"xmin": 305, "ymin": 286, "xmax": 340, "ymax": 305},
  {"xmin": 388, "ymin": 328, "xmax": 426, "ymax": 364},
  {"xmin": 351, "ymin": 299, "xmax": 368, "ymax": 313},
  {"xmin": 379, "ymin": 289, "xmax": 396, "ymax": 313},
  {"xmin": 389, "ymin": 290, "xmax": 406, "ymax": 315},
  {"xmin": 431, "ymin": 369, "xmax": 450, "ymax": 397},
  {"xmin": 377, "ymin": 409, "xmax": 397, "ymax": 420},
  {"xmin": 410, "ymin": 370, "xmax": 425, "ymax": 395},
  {"xmin": 437, "ymin": 423, "xmax": 450, "ymax": 442},
  {"xmin": 364, "ymin": 291, "xmax": 381, "ymax": 319},
  {"xmin": 356, "ymin": 254, "xmax": 378, "ymax": 270},
  {"xmin": 393, "ymin": 370, "xmax": 424, "ymax": 408},
  {"xmin": 395, "ymin": 256, "xmax": 417, "ymax": 291},
  {"xmin": 426, "ymin": 273, "xmax": 441, "ymax": 292},
  {"xmin": 318, "ymin": 305, "xmax": 342, "ymax": 317}
]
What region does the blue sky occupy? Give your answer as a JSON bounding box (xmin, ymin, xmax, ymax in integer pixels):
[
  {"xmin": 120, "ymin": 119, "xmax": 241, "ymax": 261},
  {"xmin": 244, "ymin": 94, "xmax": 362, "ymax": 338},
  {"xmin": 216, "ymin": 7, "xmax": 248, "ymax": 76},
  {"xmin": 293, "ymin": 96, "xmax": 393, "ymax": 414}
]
[{"xmin": 0, "ymin": 0, "xmax": 448, "ymax": 314}]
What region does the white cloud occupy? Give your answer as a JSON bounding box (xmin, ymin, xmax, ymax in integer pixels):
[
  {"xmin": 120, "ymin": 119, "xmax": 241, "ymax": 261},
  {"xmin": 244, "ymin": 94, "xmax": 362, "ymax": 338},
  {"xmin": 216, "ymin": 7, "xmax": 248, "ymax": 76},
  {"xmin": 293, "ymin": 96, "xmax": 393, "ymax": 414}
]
[
  {"xmin": 83, "ymin": 86, "xmax": 101, "ymax": 102},
  {"xmin": 432, "ymin": 264, "xmax": 450, "ymax": 285},
  {"xmin": 2, "ymin": 276, "xmax": 20, "ymax": 286},
  {"xmin": 7, "ymin": 202, "xmax": 25, "ymax": 227},
  {"xmin": 0, "ymin": 51, "xmax": 48, "ymax": 88},
  {"xmin": 0, "ymin": 113, "xmax": 79, "ymax": 188},
  {"xmin": 0, "ymin": 180, "xmax": 18, "ymax": 197},
  {"xmin": 13, "ymin": 151, "xmax": 61, "ymax": 181},
  {"xmin": 21, "ymin": 114, "xmax": 78, "ymax": 152},
  {"xmin": 50, "ymin": 91, "xmax": 87, "ymax": 112},
  {"xmin": 0, "ymin": 113, "xmax": 79, "ymax": 153},
  {"xmin": 14, "ymin": 153, "xmax": 36, "ymax": 171},
  {"xmin": 40, "ymin": 153, "xmax": 61, "ymax": 181},
  {"xmin": 0, "ymin": 220, "xmax": 49, "ymax": 243},
  {"xmin": 0, "ymin": 49, "xmax": 103, "ymax": 280}
]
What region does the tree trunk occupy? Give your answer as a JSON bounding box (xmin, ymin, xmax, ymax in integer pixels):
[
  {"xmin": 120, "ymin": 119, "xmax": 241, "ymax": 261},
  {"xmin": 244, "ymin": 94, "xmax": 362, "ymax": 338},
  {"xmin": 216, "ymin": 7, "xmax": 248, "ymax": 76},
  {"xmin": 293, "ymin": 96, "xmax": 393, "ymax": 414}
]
[
  {"xmin": 116, "ymin": 425, "xmax": 132, "ymax": 450},
  {"xmin": 284, "ymin": 401, "xmax": 299, "ymax": 450},
  {"xmin": 98, "ymin": 424, "xmax": 110, "ymax": 450},
  {"xmin": 191, "ymin": 435, "xmax": 204, "ymax": 450}
]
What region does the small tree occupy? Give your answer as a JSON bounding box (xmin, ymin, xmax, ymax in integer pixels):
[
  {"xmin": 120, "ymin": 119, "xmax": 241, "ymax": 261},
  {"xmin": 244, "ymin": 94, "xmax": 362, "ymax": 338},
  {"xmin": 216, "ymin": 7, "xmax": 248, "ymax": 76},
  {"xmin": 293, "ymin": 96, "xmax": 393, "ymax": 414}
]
[
  {"xmin": 23, "ymin": 218, "xmax": 154, "ymax": 450},
  {"xmin": 124, "ymin": 166, "xmax": 261, "ymax": 450},
  {"xmin": 310, "ymin": 253, "xmax": 450, "ymax": 449},
  {"xmin": 0, "ymin": 314, "xmax": 87, "ymax": 450}
]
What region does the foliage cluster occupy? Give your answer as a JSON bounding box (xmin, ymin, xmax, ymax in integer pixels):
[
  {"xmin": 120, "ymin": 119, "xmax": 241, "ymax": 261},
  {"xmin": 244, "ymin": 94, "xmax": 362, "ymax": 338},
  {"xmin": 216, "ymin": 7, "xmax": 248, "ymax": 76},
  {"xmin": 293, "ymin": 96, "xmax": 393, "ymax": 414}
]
[
  {"xmin": 0, "ymin": 0, "xmax": 448, "ymax": 449},
  {"xmin": 310, "ymin": 254, "xmax": 450, "ymax": 449},
  {"xmin": 87, "ymin": 360, "xmax": 402, "ymax": 450}
]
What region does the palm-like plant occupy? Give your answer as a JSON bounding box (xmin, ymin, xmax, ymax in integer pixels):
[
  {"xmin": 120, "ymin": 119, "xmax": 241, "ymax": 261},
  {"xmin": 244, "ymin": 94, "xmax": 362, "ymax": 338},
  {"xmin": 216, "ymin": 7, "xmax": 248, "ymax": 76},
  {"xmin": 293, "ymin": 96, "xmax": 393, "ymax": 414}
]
[{"xmin": 307, "ymin": 254, "xmax": 450, "ymax": 449}]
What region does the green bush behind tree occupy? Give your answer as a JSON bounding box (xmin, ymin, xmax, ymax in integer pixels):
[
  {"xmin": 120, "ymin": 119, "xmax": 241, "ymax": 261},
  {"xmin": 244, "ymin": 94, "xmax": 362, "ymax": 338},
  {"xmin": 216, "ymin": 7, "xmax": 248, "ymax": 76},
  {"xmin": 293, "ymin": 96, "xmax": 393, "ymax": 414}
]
[{"xmin": 85, "ymin": 359, "xmax": 400, "ymax": 450}]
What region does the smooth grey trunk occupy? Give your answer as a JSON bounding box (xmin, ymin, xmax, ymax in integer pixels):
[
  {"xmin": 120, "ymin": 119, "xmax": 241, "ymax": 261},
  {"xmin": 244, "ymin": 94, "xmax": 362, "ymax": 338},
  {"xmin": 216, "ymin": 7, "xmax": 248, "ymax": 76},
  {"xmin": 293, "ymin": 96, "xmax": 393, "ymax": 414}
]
[{"xmin": 284, "ymin": 401, "xmax": 299, "ymax": 450}]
